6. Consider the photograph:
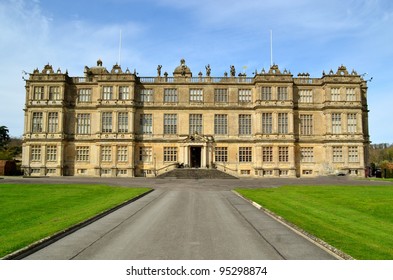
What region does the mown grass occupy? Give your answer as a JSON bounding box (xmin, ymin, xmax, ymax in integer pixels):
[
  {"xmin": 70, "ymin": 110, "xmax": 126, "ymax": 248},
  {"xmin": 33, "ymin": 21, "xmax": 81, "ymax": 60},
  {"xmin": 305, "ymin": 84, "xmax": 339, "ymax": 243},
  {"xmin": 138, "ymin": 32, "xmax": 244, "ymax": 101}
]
[
  {"xmin": 0, "ymin": 184, "xmax": 150, "ymax": 258},
  {"xmin": 236, "ymin": 186, "xmax": 393, "ymax": 259}
]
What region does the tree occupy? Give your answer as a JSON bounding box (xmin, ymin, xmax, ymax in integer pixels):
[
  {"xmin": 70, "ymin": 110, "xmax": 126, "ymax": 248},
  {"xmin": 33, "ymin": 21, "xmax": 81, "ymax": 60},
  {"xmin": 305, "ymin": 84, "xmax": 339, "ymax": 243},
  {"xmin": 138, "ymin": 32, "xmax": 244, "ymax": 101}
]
[{"xmin": 0, "ymin": 126, "xmax": 10, "ymax": 149}]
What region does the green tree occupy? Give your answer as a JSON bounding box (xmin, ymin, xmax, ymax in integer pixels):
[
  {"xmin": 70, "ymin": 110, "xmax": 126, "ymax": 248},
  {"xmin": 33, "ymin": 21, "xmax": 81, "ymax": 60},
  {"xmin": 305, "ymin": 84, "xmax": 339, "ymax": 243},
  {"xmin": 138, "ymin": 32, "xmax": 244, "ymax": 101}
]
[{"xmin": 0, "ymin": 126, "xmax": 10, "ymax": 148}]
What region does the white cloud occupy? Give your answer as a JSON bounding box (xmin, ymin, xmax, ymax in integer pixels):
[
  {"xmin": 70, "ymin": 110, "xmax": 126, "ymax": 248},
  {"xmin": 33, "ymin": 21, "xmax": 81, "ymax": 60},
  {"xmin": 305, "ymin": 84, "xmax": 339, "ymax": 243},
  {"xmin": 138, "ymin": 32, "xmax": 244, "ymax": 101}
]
[{"xmin": 0, "ymin": 0, "xmax": 145, "ymax": 136}]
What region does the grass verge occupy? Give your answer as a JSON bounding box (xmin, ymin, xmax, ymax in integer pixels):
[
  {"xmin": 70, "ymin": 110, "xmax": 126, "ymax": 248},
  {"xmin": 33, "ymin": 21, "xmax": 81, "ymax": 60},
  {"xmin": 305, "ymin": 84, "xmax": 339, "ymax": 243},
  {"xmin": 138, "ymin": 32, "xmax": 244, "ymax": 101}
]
[
  {"xmin": 0, "ymin": 184, "xmax": 150, "ymax": 258},
  {"xmin": 236, "ymin": 185, "xmax": 393, "ymax": 260}
]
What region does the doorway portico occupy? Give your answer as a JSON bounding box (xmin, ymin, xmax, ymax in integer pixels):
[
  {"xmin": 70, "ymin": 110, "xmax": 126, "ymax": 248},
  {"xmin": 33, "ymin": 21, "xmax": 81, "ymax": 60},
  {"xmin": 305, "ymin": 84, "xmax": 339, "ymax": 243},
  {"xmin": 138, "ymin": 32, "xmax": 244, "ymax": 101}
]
[{"xmin": 181, "ymin": 134, "xmax": 214, "ymax": 168}]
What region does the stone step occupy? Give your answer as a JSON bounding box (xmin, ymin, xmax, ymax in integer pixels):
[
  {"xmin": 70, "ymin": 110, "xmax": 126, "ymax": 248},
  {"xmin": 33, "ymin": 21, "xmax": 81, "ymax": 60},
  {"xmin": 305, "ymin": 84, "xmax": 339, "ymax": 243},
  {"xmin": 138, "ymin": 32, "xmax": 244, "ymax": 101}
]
[{"xmin": 157, "ymin": 168, "xmax": 237, "ymax": 179}]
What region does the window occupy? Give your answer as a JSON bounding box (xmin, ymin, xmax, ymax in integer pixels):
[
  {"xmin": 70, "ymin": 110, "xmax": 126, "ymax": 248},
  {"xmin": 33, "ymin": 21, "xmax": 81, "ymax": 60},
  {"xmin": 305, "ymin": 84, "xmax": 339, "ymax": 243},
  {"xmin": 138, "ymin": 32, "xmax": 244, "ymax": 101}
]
[
  {"xmin": 241, "ymin": 170, "xmax": 251, "ymax": 175},
  {"xmin": 49, "ymin": 87, "xmax": 60, "ymax": 100},
  {"xmin": 299, "ymin": 90, "xmax": 313, "ymax": 103},
  {"xmin": 348, "ymin": 146, "xmax": 359, "ymax": 162},
  {"xmin": 215, "ymin": 147, "xmax": 228, "ymax": 162},
  {"xmin": 101, "ymin": 169, "xmax": 111, "ymax": 175},
  {"xmin": 331, "ymin": 88, "xmax": 340, "ymax": 101},
  {"xmin": 238, "ymin": 89, "xmax": 252, "ymax": 103},
  {"xmin": 140, "ymin": 114, "xmax": 152, "ymax": 134},
  {"xmin": 277, "ymin": 87, "xmax": 288, "ymax": 100},
  {"xmin": 278, "ymin": 113, "xmax": 288, "ymax": 134},
  {"xmin": 333, "ymin": 146, "xmax": 343, "ymax": 162},
  {"xmin": 77, "ymin": 169, "xmax": 87, "ymax": 174},
  {"xmin": 346, "ymin": 88, "xmax": 356, "ymax": 101},
  {"xmin": 119, "ymin": 86, "xmax": 129, "ymax": 100},
  {"xmin": 164, "ymin": 147, "xmax": 177, "ymax": 162},
  {"xmin": 141, "ymin": 169, "xmax": 152, "ymax": 176},
  {"xmin": 349, "ymin": 169, "xmax": 358, "ymax": 175},
  {"xmin": 47, "ymin": 112, "xmax": 58, "ymax": 133},
  {"xmin": 214, "ymin": 114, "xmax": 228, "ymax": 135},
  {"xmin": 164, "ymin": 114, "xmax": 177, "ymax": 134},
  {"xmin": 76, "ymin": 146, "xmax": 90, "ymax": 162},
  {"xmin": 102, "ymin": 86, "xmax": 113, "ymax": 100},
  {"xmin": 31, "ymin": 145, "xmax": 41, "ymax": 161},
  {"xmin": 262, "ymin": 147, "xmax": 273, "ymax": 162},
  {"xmin": 139, "ymin": 147, "xmax": 152, "ymax": 163},
  {"xmin": 139, "ymin": 89, "xmax": 153, "ymax": 102},
  {"xmin": 76, "ymin": 113, "xmax": 91, "ymax": 134},
  {"xmin": 117, "ymin": 146, "xmax": 128, "ymax": 162},
  {"xmin": 31, "ymin": 168, "xmax": 41, "ymax": 174},
  {"xmin": 299, "ymin": 114, "xmax": 313, "ymax": 135},
  {"xmin": 189, "ymin": 114, "xmax": 203, "ymax": 134},
  {"xmin": 347, "ymin": 113, "xmax": 357, "ymax": 134},
  {"xmin": 118, "ymin": 112, "xmax": 128, "ymax": 133},
  {"xmin": 78, "ymin": 89, "xmax": 92, "ymax": 103},
  {"xmin": 32, "ymin": 112, "xmax": 43, "ymax": 133},
  {"xmin": 101, "ymin": 146, "xmax": 112, "ymax": 162},
  {"xmin": 102, "ymin": 112, "xmax": 112, "ymax": 133},
  {"xmin": 46, "ymin": 145, "xmax": 57, "ymax": 161},
  {"xmin": 190, "ymin": 89, "xmax": 203, "ymax": 102},
  {"xmin": 302, "ymin": 170, "xmax": 313, "ymax": 175},
  {"xmin": 280, "ymin": 170, "xmax": 288, "ymax": 176},
  {"xmin": 239, "ymin": 114, "xmax": 252, "ymax": 135},
  {"xmin": 33, "ymin": 87, "xmax": 44, "ymax": 100},
  {"xmin": 261, "ymin": 87, "xmax": 271, "ymax": 100},
  {"xmin": 301, "ymin": 147, "xmax": 314, "ymax": 162},
  {"xmin": 117, "ymin": 169, "xmax": 128, "ymax": 175},
  {"xmin": 164, "ymin": 88, "xmax": 178, "ymax": 103},
  {"xmin": 239, "ymin": 147, "xmax": 252, "ymax": 162},
  {"xmin": 214, "ymin": 89, "xmax": 228, "ymax": 103},
  {"xmin": 279, "ymin": 147, "xmax": 289, "ymax": 162},
  {"xmin": 262, "ymin": 113, "xmax": 272, "ymax": 134},
  {"xmin": 332, "ymin": 113, "xmax": 341, "ymax": 134}
]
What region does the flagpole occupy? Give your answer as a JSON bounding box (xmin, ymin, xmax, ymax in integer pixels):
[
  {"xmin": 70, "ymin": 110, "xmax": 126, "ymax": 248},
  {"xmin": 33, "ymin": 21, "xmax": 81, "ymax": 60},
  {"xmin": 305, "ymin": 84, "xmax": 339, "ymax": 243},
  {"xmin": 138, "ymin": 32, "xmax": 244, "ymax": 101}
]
[
  {"xmin": 270, "ymin": 30, "xmax": 273, "ymax": 66},
  {"xmin": 118, "ymin": 30, "xmax": 122, "ymax": 66}
]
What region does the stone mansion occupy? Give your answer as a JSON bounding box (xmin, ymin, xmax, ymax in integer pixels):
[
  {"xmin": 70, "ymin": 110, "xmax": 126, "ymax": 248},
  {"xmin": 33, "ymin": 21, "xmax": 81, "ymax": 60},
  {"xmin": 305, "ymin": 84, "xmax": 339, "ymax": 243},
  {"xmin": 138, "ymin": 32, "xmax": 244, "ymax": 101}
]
[{"xmin": 22, "ymin": 59, "xmax": 370, "ymax": 177}]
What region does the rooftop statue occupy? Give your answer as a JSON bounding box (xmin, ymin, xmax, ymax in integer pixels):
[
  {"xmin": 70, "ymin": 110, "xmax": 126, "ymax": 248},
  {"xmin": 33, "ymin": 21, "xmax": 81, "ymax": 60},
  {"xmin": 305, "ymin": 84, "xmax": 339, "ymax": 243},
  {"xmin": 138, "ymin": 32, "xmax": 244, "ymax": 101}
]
[
  {"xmin": 205, "ymin": 64, "xmax": 211, "ymax": 77},
  {"xmin": 230, "ymin": 65, "xmax": 236, "ymax": 77},
  {"xmin": 157, "ymin": 65, "xmax": 162, "ymax": 77}
]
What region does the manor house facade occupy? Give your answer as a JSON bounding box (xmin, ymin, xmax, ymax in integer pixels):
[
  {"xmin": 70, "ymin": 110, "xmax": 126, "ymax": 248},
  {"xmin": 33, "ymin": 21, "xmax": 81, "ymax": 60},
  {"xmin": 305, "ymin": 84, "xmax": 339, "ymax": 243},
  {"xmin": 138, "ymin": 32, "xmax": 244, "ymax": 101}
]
[{"xmin": 22, "ymin": 59, "xmax": 370, "ymax": 177}]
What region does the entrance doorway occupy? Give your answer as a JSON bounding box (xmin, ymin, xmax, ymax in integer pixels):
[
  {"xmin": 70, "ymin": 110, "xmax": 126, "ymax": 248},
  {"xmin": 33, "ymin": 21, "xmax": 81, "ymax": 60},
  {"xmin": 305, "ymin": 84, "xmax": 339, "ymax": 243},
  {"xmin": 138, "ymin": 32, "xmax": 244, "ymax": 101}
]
[{"xmin": 190, "ymin": 146, "xmax": 201, "ymax": 168}]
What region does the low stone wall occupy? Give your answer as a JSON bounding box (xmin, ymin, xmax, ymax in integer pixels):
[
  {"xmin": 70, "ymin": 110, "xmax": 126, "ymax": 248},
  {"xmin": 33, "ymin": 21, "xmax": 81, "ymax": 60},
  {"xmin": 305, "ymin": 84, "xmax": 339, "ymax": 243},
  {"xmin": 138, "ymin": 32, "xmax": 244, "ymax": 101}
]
[{"xmin": 0, "ymin": 160, "xmax": 17, "ymax": 176}]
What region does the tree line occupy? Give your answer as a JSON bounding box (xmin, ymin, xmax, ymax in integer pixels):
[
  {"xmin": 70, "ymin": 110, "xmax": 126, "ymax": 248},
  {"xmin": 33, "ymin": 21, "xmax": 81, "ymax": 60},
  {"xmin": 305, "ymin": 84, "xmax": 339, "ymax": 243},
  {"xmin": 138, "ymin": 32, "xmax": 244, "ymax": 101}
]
[
  {"xmin": 369, "ymin": 143, "xmax": 393, "ymax": 177},
  {"xmin": 0, "ymin": 126, "xmax": 22, "ymax": 160}
]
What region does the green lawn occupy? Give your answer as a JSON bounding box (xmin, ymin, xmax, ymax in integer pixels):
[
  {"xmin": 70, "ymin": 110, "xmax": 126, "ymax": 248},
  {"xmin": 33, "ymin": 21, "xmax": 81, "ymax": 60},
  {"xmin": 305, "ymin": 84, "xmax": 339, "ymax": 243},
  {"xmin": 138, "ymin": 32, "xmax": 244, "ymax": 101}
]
[
  {"xmin": 0, "ymin": 184, "xmax": 150, "ymax": 258},
  {"xmin": 236, "ymin": 186, "xmax": 393, "ymax": 260}
]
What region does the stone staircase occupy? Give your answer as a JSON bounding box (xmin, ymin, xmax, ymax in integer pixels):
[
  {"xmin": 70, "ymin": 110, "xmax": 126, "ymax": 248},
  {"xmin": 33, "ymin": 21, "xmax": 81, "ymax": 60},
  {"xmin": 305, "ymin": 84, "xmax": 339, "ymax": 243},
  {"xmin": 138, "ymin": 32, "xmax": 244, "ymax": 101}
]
[{"xmin": 157, "ymin": 168, "xmax": 237, "ymax": 179}]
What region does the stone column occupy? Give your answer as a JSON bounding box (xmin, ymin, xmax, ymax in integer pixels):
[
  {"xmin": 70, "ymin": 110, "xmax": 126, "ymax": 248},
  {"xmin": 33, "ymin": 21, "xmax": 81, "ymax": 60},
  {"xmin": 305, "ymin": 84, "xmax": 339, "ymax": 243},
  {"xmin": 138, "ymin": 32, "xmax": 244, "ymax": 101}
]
[
  {"xmin": 272, "ymin": 112, "xmax": 278, "ymax": 134},
  {"xmin": 130, "ymin": 108, "xmax": 135, "ymax": 135},
  {"xmin": 288, "ymin": 111, "xmax": 294, "ymax": 134},
  {"xmin": 201, "ymin": 145, "xmax": 206, "ymax": 168}
]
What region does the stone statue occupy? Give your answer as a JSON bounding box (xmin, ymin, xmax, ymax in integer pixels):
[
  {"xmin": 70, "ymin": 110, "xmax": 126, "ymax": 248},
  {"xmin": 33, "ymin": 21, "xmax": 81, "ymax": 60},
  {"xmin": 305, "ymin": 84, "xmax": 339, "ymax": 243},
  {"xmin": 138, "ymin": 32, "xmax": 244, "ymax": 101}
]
[
  {"xmin": 205, "ymin": 64, "xmax": 211, "ymax": 77},
  {"xmin": 157, "ymin": 65, "xmax": 162, "ymax": 76},
  {"xmin": 230, "ymin": 65, "xmax": 236, "ymax": 77}
]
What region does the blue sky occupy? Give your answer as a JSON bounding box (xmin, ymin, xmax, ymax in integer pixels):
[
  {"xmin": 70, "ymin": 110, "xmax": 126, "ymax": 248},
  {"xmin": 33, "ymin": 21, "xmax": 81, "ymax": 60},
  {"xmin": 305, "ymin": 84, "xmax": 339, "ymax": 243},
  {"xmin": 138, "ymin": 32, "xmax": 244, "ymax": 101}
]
[{"xmin": 1, "ymin": 0, "xmax": 392, "ymax": 143}]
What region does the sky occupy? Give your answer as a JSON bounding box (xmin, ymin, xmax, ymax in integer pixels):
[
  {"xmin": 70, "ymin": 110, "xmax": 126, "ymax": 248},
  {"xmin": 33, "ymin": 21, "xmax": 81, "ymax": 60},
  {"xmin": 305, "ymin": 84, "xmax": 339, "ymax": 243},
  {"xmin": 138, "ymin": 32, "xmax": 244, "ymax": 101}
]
[{"xmin": 0, "ymin": 0, "xmax": 392, "ymax": 143}]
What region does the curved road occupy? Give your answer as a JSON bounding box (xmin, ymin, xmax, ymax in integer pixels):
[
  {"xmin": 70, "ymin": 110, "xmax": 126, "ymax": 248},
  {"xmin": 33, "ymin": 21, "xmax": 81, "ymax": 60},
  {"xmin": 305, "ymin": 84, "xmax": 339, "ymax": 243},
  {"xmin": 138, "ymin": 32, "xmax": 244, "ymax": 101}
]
[{"xmin": 24, "ymin": 186, "xmax": 336, "ymax": 260}]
